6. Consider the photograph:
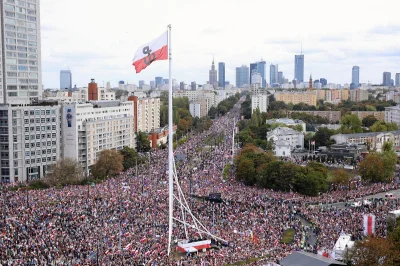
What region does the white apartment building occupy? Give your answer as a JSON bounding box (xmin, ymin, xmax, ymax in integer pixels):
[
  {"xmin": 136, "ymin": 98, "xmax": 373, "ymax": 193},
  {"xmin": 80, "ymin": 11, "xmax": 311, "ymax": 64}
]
[
  {"xmin": 0, "ymin": 104, "xmax": 61, "ymax": 182},
  {"xmin": 267, "ymin": 127, "xmax": 304, "ymax": 157},
  {"xmin": 130, "ymin": 96, "xmax": 160, "ymax": 133},
  {"xmin": 189, "ymin": 102, "xmax": 201, "ymax": 118},
  {"xmin": 1, "ymin": 0, "xmax": 42, "ymax": 104},
  {"xmin": 61, "ymin": 101, "xmax": 135, "ymax": 175},
  {"xmin": 173, "ymin": 90, "xmax": 216, "ymax": 114},
  {"xmin": 251, "ymin": 94, "xmax": 269, "ymax": 114},
  {"xmin": 385, "ymin": 105, "xmax": 400, "ymax": 127}
]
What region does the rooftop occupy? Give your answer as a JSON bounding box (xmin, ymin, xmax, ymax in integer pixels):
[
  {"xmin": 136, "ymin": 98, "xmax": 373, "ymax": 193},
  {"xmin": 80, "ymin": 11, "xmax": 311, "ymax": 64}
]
[{"xmin": 332, "ymin": 130, "xmax": 400, "ymax": 138}]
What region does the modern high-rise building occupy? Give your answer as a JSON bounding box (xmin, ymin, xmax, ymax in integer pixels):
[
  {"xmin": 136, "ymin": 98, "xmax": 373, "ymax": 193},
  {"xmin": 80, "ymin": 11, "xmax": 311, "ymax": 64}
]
[
  {"xmin": 250, "ymin": 61, "xmax": 266, "ymax": 87},
  {"xmin": 209, "ymin": 59, "xmax": 217, "ymax": 88},
  {"xmin": 270, "ymin": 64, "xmax": 278, "ymax": 85},
  {"xmin": 163, "ymin": 79, "xmax": 169, "ymax": 85},
  {"xmin": 383, "ymin": 72, "xmax": 391, "ymax": 86},
  {"xmin": 218, "ymin": 62, "xmax": 225, "ymax": 88},
  {"xmin": 155, "ymin": 77, "xmax": 163, "ymax": 88},
  {"xmin": 60, "ymin": 70, "xmax": 72, "ymax": 90},
  {"xmin": 395, "ymin": 73, "xmax": 400, "ymax": 87},
  {"xmin": 191, "ymin": 81, "xmax": 196, "ymax": 90},
  {"xmin": 352, "ymin": 66, "xmax": 360, "ymax": 89},
  {"xmin": 139, "ymin": 80, "xmax": 145, "ymax": 88},
  {"xmin": 150, "ymin": 81, "xmax": 155, "ymax": 89},
  {"xmin": 236, "ymin": 65, "xmax": 249, "ymax": 88},
  {"xmin": 0, "ymin": 0, "xmax": 42, "ymax": 104},
  {"xmin": 278, "ymin": 72, "xmax": 284, "ymax": 84},
  {"xmin": 294, "ymin": 55, "xmax": 304, "ymax": 83},
  {"xmin": 320, "ymin": 78, "xmax": 327, "ymax": 87}
]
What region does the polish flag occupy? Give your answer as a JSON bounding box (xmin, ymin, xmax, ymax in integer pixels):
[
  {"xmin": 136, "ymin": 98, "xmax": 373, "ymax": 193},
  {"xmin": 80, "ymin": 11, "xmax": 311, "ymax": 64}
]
[
  {"xmin": 363, "ymin": 214, "xmax": 376, "ymax": 236},
  {"xmin": 140, "ymin": 237, "xmax": 147, "ymax": 243},
  {"xmin": 132, "ymin": 31, "xmax": 168, "ymax": 73}
]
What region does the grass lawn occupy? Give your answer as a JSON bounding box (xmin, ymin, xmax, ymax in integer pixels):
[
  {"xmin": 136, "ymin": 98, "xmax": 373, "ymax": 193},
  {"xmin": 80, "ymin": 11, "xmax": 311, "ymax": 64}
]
[{"xmin": 281, "ymin": 228, "xmax": 295, "ymax": 244}]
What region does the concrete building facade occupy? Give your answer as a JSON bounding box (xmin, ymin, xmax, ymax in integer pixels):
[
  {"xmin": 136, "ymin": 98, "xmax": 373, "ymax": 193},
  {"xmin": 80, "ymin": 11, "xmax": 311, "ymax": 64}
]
[{"xmin": 0, "ymin": 104, "xmax": 61, "ymax": 183}]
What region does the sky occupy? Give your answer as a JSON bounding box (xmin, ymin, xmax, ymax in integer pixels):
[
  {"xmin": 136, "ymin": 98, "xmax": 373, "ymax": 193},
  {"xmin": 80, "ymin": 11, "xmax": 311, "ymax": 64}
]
[{"xmin": 40, "ymin": 0, "xmax": 400, "ymax": 88}]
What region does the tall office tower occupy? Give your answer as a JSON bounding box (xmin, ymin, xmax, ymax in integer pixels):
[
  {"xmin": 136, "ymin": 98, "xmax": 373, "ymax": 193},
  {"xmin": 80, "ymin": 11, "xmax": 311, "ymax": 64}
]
[
  {"xmin": 278, "ymin": 71, "xmax": 284, "ymax": 84},
  {"xmin": 150, "ymin": 81, "xmax": 155, "ymax": 89},
  {"xmin": 383, "ymin": 72, "xmax": 391, "ymax": 86},
  {"xmin": 269, "ymin": 64, "xmax": 278, "ymax": 85},
  {"xmin": 250, "ymin": 61, "xmax": 266, "ymax": 87},
  {"xmin": 352, "ymin": 66, "xmax": 360, "ymax": 89},
  {"xmin": 163, "ymin": 79, "xmax": 169, "ymax": 85},
  {"xmin": 60, "ymin": 70, "xmax": 72, "ymax": 90},
  {"xmin": 155, "ymin": 77, "xmax": 163, "ymax": 88},
  {"xmin": 395, "ymin": 73, "xmax": 400, "ymax": 87},
  {"xmin": 294, "ymin": 54, "xmax": 304, "ymax": 83},
  {"xmin": 191, "ymin": 81, "xmax": 196, "ymax": 90},
  {"xmin": 209, "ymin": 58, "xmax": 217, "ymax": 88},
  {"xmin": 320, "ymin": 78, "xmax": 327, "ymax": 87},
  {"xmin": 236, "ymin": 65, "xmax": 249, "ymax": 88},
  {"xmin": 218, "ymin": 62, "xmax": 225, "ymax": 88},
  {"xmin": 0, "ymin": 0, "xmax": 42, "ymax": 104},
  {"xmin": 139, "ymin": 80, "xmax": 145, "ymax": 88}
]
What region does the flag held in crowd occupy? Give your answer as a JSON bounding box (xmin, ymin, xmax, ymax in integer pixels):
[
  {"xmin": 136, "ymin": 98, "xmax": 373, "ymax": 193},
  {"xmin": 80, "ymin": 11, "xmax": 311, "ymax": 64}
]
[
  {"xmin": 363, "ymin": 214, "xmax": 376, "ymax": 236},
  {"xmin": 132, "ymin": 31, "xmax": 168, "ymax": 73}
]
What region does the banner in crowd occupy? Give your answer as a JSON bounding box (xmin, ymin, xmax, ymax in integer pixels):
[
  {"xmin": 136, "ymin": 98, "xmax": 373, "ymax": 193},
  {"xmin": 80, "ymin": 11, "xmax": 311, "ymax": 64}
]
[{"xmin": 363, "ymin": 214, "xmax": 376, "ymax": 236}]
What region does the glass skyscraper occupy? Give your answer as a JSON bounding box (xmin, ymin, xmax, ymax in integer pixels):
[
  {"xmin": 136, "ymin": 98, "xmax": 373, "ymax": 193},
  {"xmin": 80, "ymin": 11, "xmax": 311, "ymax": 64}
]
[
  {"xmin": 236, "ymin": 65, "xmax": 249, "ymax": 88},
  {"xmin": 270, "ymin": 64, "xmax": 278, "ymax": 85},
  {"xmin": 294, "ymin": 55, "xmax": 304, "ymax": 83},
  {"xmin": 60, "ymin": 70, "xmax": 72, "ymax": 90},
  {"xmin": 352, "ymin": 66, "xmax": 360, "ymax": 89},
  {"xmin": 250, "ymin": 61, "xmax": 266, "ymax": 87},
  {"xmin": 383, "ymin": 72, "xmax": 391, "ymax": 87},
  {"xmin": 0, "ymin": 0, "xmax": 42, "ymax": 104},
  {"xmin": 218, "ymin": 62, "xmax": 225, "ymax": 88},
  {"xmin": 155, "ymin": 77, "xmax": 163, "ymax": 88}
]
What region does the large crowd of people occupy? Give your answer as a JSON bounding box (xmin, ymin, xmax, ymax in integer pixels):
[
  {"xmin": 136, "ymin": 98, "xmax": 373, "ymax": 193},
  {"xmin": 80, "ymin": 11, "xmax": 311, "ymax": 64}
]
[{"xmin": 1, "ymin": 98, "xmax": 399, "ymax": 265}]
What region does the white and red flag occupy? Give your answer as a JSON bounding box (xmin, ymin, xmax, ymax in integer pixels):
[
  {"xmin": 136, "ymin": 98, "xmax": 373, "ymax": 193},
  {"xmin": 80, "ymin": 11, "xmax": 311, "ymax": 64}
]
[
  {"xmin": 363, "ymin": 214, "xmax": 376, "ymax": 236},
  {"xmin": 132, "ymin": 31, "xmax": 168, "ymax": 73}
]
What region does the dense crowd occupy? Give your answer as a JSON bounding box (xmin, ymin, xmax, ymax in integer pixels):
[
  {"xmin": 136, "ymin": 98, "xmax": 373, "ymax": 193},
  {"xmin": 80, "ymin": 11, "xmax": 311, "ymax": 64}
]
[{"xmin": 1, "ymin": 98, "xmax": 399, "ymax": 265}]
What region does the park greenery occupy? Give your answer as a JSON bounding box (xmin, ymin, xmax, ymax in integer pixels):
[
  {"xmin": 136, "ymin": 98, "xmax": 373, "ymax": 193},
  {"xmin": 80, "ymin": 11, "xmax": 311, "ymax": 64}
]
[
  {"xmin": 235, "ymin": 144, "xmax": 328, "ymax": 196},
  {"xmin": 359, "ymin": 141, "xmax": 398, "ymax": 183}
]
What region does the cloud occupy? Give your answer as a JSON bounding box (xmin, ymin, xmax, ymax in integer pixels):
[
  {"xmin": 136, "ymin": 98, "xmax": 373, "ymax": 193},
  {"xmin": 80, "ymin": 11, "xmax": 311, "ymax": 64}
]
[{"xmin": 368, "ymin": 24, "xmax": 400, "ymax": 35}]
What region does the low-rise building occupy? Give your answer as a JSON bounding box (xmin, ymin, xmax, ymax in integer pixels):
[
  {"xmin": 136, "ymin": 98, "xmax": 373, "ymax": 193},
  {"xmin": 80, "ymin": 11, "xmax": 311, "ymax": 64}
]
[
  {"xmin": 275, "ymin": 92, "xmax": 317, "ymax": 106},
  {"xmin": 330, "ymin": 130, "xmax": 400, "ymax": 152},
  {"xmin": 148, "ymin": 125, "xmax": 177, "ymax": 149},
  {"xmin": 351, "ymin": 111, "xmax": 385, "ymax": 122},
  {"xmin": 287, "ymin": 110, "xmax": 342, "ymax": 123},
  {"xmin": 267, "ymin": 127, "xmax": 304, "ymax": 157},
  {"xmin": 266, "ymin": 118, "xmax": 306, "ymax": 132},
  {"xmin": 385, "ymin": 105, "xmax": 400, "ymax": 127}
]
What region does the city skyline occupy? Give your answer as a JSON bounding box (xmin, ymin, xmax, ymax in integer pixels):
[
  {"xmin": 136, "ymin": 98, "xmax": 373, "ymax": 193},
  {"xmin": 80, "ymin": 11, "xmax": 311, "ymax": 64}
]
[{"xmin": 40, "ymin": 0, "xmax": 400, "ymax": 88}]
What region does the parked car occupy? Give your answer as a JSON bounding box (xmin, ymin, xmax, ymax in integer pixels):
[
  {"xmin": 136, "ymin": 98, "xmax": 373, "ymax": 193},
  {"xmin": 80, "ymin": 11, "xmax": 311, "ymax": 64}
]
[
  {"xmin": 385, "ymin": 193, "xmax": 396, "ymax": 199},
  {"xmin": 350, "ymin": 201, "xmax": 361, "ymax": 207},
  {"xmin": 363, "ymin": 199, "xmax": 372, "ymax": 206}
]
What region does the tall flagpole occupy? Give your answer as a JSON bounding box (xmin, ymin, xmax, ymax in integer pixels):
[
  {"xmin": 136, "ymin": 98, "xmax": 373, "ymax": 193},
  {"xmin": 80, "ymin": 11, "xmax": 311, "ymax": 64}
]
[{"xmin": 167, "ymin": 24, "xmax": 173, "ymax": 256}]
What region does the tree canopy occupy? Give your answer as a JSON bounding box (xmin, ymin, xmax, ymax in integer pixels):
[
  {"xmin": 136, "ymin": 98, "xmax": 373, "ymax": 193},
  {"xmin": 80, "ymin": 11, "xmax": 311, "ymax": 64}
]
[{"xmin": 91, "ymin": 150, "xmax": 123, "ymax": 179}]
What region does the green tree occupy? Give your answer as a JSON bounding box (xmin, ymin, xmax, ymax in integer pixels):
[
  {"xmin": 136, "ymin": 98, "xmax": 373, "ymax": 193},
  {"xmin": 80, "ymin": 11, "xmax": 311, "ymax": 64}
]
[
  {"xmin": 331, "ymin": 168, "xmax": 351, "ymax": 186},
  {"xmin": 313, "ymin": 127, "xmax": 336, "ymax": 147},
  {"xmin": 208, "ymin": 106, "xmax": 218, "ymax": 119},
  {"xmin": 44, "ymin": 158, "xmax": 84, "ymax": 186},
  {"xmin": 119, "ymin": 146, "xmax": 143, "ymax": 171},
  {"xmin": 362, "ymin": 115, "xmax": 378, "ymax": 128},
  {"xmin": 340, "ymin": 114, "xmax": 362, "ymax": 133},
  {"xmin": 359, "ymin": 153, "xmax": 386, "ymax": 183},
  {"xmin": 381, "ymin": 141, "xmax": 397, "ymax": 181},
  {"xmin": 91, "ymin": 150, "xmax": 123, "ymax": 179},
  {"xmin": 370, "ymin": 121, "xmax": 399, "ymax": 132},
  {"xmin": 293, "ymin": 168, "xmax": 326, "ymax": 196},
  {"xmin": 236, "ymin": 157, "xmax": 256, "ymax": 185},
  {"xmin": 136, "ymin": 131, "xmax": 151, "ymax": 152}
]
